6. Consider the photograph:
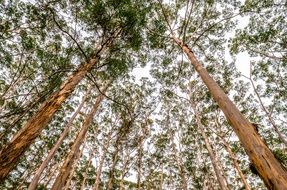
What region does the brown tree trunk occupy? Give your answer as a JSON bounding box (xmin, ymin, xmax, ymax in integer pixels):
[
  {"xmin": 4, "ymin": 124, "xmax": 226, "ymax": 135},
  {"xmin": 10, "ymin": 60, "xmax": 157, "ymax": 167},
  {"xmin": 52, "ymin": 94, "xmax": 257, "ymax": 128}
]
[
  {"xmin": 174, "ymin": 37, "xmax": 287, "ymax": 189},
  {"xmin": 93, "ymin": 130, "xmax": 113, "ymax": 190},
  {"xmin": 190, "ymin": 102, "xmax": 229, "ymax": 190},
  {"xmin": 0, "ymin": 30, "xmax": 120, "ymax": 180},
  {"xmin": 28, "ymin": 88, "xmax": 90, "ymax": 190},
  {"xmin": 51, "ymin": 81, "xmax": 110, "ymax": 190}
]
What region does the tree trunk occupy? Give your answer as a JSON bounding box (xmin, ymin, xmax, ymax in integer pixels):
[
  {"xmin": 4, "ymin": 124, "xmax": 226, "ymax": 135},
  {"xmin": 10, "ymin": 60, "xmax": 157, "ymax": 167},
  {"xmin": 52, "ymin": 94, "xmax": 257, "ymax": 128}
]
[
  {"xmin": 0, "ymin": 30, "xmax": 119, "ymax": 179},
  {"xmin": 93, "ymin": 130, "xmax": 113, "ymax": 190},
  {"xmin": 248, "ymin": 69, "xmax": 287, "ymax": 146},
  {"xmin": 159, "ymin": 163, "xmax": 164, "ymax": 190},
  {"xmin": 51, "ymin": 81, "xmax": 110, "ymax": 190},
  {"xmin": 174, "ymin": 37, "xmax": 287, "ymax": 189},
  {"xmin": 119, "ymin": 151, "xmax": 130, "ymax": 190},
  {"xmin": 190, "ymin": 102, "xmax": 229, "ymax": 190},
  {"xmin": 213, "ymin": 116, "xmax": 252, "ymax": 190},
  {"xmin": 28, "ymin": 88, "xmax": 90, "ymax": 190},
  {"xmin": 107, "ymin": 152, "xmax": 119, "ymax": 190},
  {"xmin": 64, "ymin": 140, "xmax": 86, "ymax": 190},
  {"xmin": 107, "ymin": 118, "xmax": 134, "ymax": 190},
  {"xmin": 80, "ymin": 149, "xmax": 93, "ymax": 190},
  {"xmin": 223, "ymin": 137, "xmax": 251, "ymax": 190},
  {"xmin": 136, "ymin": 137, "xmax": 143, "ymax": 190}
]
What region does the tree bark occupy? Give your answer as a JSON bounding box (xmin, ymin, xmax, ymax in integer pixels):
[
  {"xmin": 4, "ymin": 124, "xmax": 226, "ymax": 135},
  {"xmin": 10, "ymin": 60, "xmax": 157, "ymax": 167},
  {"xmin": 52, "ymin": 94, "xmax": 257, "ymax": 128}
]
[
  {"xmin": 64, "ymin": 140, "xmax": 86, "ymax": 190},
  {"xmin": 190, "ymin": 102, "xmax": 229, "ymax": 190},
  {"xmin": 80, "ymin": 149, "xmax": 93, "ymax": 190},
  {"xmin": 248, "ymin": 66, "xmax": 287, "ymax": 146},
  {"xmin": 223, "ymin": 137, "xmax": 251, "ymax": 190},
  {"xmin": 93, "ymin": 130, "xmax": 113, "ymax": 190},
  {"xmin": 28, "ymin": 88, "xmax": 90, "ymax": 190},
  {"xmin": 174, "ymin": 37, "xmax": 287, "ymax": 189},
  {"xmin": 107, "ymin": 118, "xmax": 134, "ymax": 190},
  {"xmin": 0, "ymin": 30, "xmax": 119, "ymax": 180},
  {"xmin": 51, "ymin": 81, "xmax": 110, "ymax": 190},
  {"xmin": 119, "ymin": 151, "xmax": 131, "ymax": 190}
]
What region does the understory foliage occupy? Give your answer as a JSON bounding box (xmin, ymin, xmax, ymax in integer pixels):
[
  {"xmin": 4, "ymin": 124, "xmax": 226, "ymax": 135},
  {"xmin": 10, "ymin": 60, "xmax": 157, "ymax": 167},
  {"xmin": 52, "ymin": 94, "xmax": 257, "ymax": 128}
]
[{"xmin": 0, "ymin": 0, "xmax": 286, "ymax": 189}]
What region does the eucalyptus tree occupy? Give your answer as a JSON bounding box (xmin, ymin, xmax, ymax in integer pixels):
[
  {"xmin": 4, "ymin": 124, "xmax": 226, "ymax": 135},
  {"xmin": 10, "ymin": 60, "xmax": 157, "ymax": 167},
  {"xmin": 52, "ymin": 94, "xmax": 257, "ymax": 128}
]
[
  {"xmin": 231, "ymin": 0, "xmax": 287, "ymax": 146},
  {"xmin": 146, "ymin": 0, "xmax": 287, "ymax": 188},
  {"xmin": 0, "ymin": 0, "xmax": 149, "ymax": 179}
]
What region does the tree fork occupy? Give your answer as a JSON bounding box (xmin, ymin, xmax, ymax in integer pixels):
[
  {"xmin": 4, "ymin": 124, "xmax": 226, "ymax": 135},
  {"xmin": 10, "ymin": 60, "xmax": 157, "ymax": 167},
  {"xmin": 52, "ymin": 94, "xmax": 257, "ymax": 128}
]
[{"xmin": 173, "ymin": 37, "xmax": 287, "ymax": 189}]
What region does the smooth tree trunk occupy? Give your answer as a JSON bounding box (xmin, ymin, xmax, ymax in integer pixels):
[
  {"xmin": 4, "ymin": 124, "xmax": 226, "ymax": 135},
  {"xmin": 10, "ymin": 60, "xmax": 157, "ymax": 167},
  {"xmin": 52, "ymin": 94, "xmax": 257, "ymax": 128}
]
[
  {"xmin": 119, "ymin": 151, "xmax": 131, "ymax": 190},
  {"xmin": 28, "ymin": 88, "xmax": 90, "ymax": 190},
  {"xmin": 51, "ymin": 81, "xmax": 110, "ymax": 190},
  {"xmin": 93, "ymin": 130, "xmax": 113, "ymax": 190},
  {"xmin": 223, "ymin": 137, "xmax": 251, "ymax": 190},
  {"xmin": 0, "ymin": 30, "xmax": 120, "ymax": 180},
  {"xmin": 190, "ymin": 102, "xmax": 229, "ymax": 190},
  {"xmin": 64, "ymin": 140, "xmax": 86, "ymax": 190},
  {"xmin": 159, "ymin": 163, "xmax": 164, "ymax": 190},
  {"xmin": 213, "ymin": 117, "xmax": 251, "ymax": 190},
  {"xmin": 172, "ymin": 141, "xmax": 188, "ymax": 190},
  {"xmin": 107, "ymin": 152, "xmax": 119, "ymax": 190},
  {"xmin": 107, "ymin": 119, "xmax": 134, "ymax": 190},
  {"xmin": 136, "ymin": 137, "xmax": 144, "ymax": 190},
  {"xmin": 80, "ymin": 149, "xmax": 93, "ymax": 190},
  {"xmin": 174, "ymin": 37, "xmax": 287, "ymax": 189},
  {"xmin": 248, "ymin": 69, "xmax": 287, "ymax": 146}
]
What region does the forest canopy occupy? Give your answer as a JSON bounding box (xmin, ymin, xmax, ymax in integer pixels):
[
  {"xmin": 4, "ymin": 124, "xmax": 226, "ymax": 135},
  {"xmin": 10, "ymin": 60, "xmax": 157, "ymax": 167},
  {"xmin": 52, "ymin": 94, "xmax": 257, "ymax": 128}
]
[{"xmin": 0, "ymin": 0, "xmax": 286, "ymax": 189}]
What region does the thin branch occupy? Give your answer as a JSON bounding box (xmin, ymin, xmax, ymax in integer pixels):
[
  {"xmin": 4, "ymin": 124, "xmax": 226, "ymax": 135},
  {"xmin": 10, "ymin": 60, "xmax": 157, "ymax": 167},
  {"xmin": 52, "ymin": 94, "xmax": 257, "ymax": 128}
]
[{"xmin": 50, "ymin": 8, "xmax": 88, "ymax": 60}]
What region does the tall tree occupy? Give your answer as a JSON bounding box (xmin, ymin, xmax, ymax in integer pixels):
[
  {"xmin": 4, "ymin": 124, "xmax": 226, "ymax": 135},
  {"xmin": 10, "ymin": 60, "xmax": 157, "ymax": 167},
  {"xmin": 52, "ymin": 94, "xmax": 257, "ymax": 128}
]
[
  {"xmin": 148, "ymin": 0, "xmax": 287, "ymax": 188},
  {"xmin": 0, "ymin": 0, "xmax": 149, "ymax": 179},
  {"xmin": 51, "ymin": 81, "xmax": 111, "ymax": 190}
]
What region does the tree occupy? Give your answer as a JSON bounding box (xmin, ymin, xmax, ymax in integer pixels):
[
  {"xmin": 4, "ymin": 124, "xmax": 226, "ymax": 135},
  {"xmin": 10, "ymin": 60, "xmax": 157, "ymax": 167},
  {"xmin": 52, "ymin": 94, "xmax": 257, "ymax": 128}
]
[
  {"xmin": 0, "ymin": 0, "xmax": 149, "ymax": 180},
  {"xmin": 148, "ymin": 0, "xmax": 287, "ymax": 188}
]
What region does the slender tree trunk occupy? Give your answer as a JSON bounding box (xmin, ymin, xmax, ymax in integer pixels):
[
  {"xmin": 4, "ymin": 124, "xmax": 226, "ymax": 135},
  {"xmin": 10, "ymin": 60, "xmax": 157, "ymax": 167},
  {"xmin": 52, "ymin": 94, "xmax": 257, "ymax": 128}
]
[
  {"xmin": 119, "ymin": 151, "xmax": 130, "ymax": 190},
  {"xmin": 174, "ymin": 37, "xmax": 287, "ymax": 189},
  {"xmin": 136, "ymin": 137, "xmax": 143, "ymax": 190},
  {"xmin": 223, "ymin": 137, "xmax": 251, "ymax": 190},
  {"xmin": 107, "ymin": 118, "xmax": 134, "ymax": 190},
  {"xmin": 51, "ymin": 81, "xmax": 111, "ymax": 190},
  {"xmin": 159, "ymin": 163, "xmax": 164, "ymax": 190},
  {"xmin": 172, "ymin": 142, "xmax": 188, "ymax": 190},
  {"xmin": 0, "ymin": 30, "xmax": 120, "ymax": 180},
  {"xmin": 190, "ymin": 102, "xmax": 229, "ymax": 190},
  {"xmin": 213, "ymin": 116, "xmax": 252, "ymax": 190},
  {"xmin": 28, "ymin": 88, "xmax": 90, "ymax": 190},
  {"xmin": 64, "ymin": 140, "xmax": 86, "ymax": 190},
  {"xmin": 248, "ymin": 68, "xmax": 287, "ymax": 146},
  {"xmin": 80, "ymin": 149, "xmax": 93, "ymax": 190},
  {"xmin": 42, "ymin": 161, "xmax": 61, "ymax": 188},
  {"xmin": 93, "ymin": 130, "xmax": 113, "ymax": 190},
  {"xmin": 107, "ymin": 152, "xmax": 119, "ymax": 190}
]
